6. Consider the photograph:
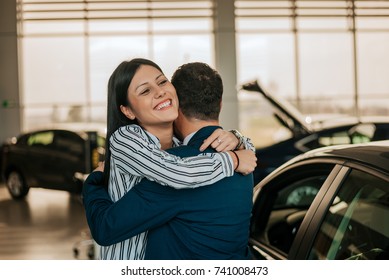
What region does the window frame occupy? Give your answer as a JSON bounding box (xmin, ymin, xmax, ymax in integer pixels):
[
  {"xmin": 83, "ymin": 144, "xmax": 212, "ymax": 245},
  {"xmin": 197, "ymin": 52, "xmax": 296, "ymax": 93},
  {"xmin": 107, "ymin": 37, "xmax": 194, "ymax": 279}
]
[
  {"xmin": 292, "ymin": 161, "xmax": 389, "ymax": 259},
  {"xmin": 250, "ymin": 158, "xmax": 343, "ymax": 259}
]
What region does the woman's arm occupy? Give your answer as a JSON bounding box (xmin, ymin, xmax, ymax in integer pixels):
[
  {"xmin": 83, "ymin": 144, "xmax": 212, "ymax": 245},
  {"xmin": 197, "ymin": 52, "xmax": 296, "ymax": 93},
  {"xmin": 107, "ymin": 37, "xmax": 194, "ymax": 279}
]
[{"xmin": 110, "ymin": 125, "xmax": 235, "ymax": 189}]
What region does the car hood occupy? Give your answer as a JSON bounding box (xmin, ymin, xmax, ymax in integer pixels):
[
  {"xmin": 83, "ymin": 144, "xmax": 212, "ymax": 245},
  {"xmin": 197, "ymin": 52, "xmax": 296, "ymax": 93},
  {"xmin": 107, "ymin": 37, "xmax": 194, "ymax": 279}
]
[{"xmin": 240, "ymin": 80, "xmax": 312, "ymax": 137}]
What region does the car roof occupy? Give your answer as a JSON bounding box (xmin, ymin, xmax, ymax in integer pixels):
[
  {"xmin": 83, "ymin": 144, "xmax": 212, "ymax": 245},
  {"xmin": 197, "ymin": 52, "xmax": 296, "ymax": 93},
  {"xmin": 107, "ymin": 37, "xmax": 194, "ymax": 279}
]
[
  {"xmin": 24, "ymin": 122, "xmax": 106, "ymax": 136},
  {"xmin": 290, "ymin": 140, "xmax": 389, "ymax": 172}
]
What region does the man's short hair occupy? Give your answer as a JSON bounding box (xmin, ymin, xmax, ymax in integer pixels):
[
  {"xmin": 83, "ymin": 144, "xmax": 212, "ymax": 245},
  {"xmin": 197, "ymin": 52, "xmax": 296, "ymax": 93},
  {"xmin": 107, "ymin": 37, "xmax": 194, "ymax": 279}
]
[{"xmin": 171, "ymin": 62, "xmax": 223, "ymax": 121}]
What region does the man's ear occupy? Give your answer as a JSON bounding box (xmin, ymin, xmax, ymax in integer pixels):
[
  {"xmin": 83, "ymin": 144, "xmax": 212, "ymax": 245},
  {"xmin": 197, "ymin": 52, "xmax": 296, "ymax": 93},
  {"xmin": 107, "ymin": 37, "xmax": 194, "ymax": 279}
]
[
  {"xmin": 177, "ymin": 108, "xmax": 184, "ymax": 118},
  {"xmin": 120, "ymin": 105, "xmax": 136, "ymax": 120}
]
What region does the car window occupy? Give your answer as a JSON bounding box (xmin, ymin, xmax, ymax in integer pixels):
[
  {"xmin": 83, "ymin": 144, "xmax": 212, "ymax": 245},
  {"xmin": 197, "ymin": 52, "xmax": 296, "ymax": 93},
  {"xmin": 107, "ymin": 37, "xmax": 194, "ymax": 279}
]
[
  {"xmin": 302, "ymin": 131, "xmax": 351, "ymax": 151},
  {"xmin": 27, "ymin": 131, "xmax": 54, "ymax": 147},
  {"xmin": 309, "ymin": 169, "xmax": 389, "ymax": 260},
  {"xmin": 318, "ymin": 131, "xmax": 351, "ymax": 147},
  {"xmin": 266, "ymin": 175, "xmax": 326, "ymax": 254},
  {"xmin": 274, "ymin": 177, "xmax": 322, "ymax": 209},
  {"xmin": 349, "ymin": 123, "xmax": 376, "ymax": 144},
  {"xmin": 303, "ymin": 124, "xmax": 377, "ymax": 151},
  {"xmin": 54, "ymin": 131, "xmax": 84, "ymax": 156},
  {"xmin": 251, "ymin": 163, "xmax": 334, "ymax": 257},
  {"xmin": 97, "ymin": 135, "xmax": 105, "ymax": 148}
]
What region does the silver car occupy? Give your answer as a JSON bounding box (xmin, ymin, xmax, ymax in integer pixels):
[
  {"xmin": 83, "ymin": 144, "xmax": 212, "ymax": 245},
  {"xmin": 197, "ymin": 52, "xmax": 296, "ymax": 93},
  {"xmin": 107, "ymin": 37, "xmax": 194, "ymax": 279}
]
[{"xmin": 249, "ymin": 140, "xmax": 389, "ymax": 260}]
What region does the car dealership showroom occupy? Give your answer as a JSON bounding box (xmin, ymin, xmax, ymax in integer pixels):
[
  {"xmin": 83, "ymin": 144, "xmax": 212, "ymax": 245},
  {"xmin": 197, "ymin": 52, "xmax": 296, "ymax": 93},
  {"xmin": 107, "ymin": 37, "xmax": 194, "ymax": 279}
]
[{"xmin": 1, "ymin": 0, "xmax": 389, "ymax": 265}]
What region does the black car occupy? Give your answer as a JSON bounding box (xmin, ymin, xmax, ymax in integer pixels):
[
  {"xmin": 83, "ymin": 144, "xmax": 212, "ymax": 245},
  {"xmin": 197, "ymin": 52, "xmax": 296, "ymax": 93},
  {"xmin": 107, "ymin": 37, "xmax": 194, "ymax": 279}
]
[
  {"xmin": 0, "ymin": 125, "xmax": 105, "ymax": 199},
  {"xmin": 249, "ymin": 140, "xmax": 389, "ymax": 260},
  {"xmin": 241, "ymin": 80, "xmax": 389, "ymax": 185}
]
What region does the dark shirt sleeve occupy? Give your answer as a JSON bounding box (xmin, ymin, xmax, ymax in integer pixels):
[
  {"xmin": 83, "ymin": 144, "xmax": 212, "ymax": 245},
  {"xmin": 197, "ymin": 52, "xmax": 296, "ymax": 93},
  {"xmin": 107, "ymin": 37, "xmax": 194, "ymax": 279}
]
[{"xmin": 82, "ymin": 171, "xmax": 180, "ymax": 246}]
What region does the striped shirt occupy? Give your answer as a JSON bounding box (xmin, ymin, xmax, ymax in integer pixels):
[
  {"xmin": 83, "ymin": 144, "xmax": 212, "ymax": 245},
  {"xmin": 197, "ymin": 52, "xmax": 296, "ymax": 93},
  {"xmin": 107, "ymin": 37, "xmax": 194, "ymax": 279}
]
[{"xmin": 100, "ymin": 124, "xmax": 240, "ymax": 260}]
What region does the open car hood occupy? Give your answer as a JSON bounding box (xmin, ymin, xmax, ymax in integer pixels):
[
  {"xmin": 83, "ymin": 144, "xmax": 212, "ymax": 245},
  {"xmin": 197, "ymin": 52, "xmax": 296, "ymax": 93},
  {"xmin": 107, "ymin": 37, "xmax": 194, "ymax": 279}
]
[{"xmin": 240, "ymin": 80, "xmax": 312, "ymax": 137}]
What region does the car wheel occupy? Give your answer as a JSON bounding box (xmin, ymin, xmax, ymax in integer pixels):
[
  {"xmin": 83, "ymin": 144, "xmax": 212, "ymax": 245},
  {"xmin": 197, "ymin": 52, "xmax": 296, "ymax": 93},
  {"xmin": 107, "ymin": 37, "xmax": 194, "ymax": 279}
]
[{"xmin": 6, "ymin": 171, "xmax": 30, "ymax": 199}]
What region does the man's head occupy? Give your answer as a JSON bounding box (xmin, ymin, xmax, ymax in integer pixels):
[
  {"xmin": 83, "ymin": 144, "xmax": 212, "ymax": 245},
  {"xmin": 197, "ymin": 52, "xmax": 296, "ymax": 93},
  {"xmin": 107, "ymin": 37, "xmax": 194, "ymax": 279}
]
[
  {"xmin": 171, "ymin": 62, "xmax": 223, "ymax": 139},
  {"xmin": 172, "ymin": 62, "xmax": 223, "ymax": 121}
]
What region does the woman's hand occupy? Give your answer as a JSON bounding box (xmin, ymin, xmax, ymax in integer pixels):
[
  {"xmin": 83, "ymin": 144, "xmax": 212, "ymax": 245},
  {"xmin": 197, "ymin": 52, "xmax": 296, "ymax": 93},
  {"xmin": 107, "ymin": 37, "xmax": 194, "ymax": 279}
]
[
  {"xmin": 199, "ymin": 128, "xmax": 239, "ymax": 152},
  {"xmin": 229, "ymin": 150, "xmax": 257, "ymax": 175},
  {"xmin": 94, "ymin": 161, "xmax": 105, "ymax": 172}
]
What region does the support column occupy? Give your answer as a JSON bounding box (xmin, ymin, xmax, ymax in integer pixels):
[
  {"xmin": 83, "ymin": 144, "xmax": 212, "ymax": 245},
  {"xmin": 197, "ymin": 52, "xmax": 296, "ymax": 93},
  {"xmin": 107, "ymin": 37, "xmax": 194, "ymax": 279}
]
[
  {"xmin": 213, "ymin": 0, "xmax": 239, "ymax": 130},
  {"xmin": 0, "ymin": 0, "xmax": 21, "ymax": 143}
]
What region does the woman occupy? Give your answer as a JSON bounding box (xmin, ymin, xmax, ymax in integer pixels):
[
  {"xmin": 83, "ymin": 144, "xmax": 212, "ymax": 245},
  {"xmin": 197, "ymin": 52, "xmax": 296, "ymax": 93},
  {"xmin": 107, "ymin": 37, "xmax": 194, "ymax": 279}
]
[{"xmin": 100, "ymin": 58, "xmax": 256, "ymax": 259}]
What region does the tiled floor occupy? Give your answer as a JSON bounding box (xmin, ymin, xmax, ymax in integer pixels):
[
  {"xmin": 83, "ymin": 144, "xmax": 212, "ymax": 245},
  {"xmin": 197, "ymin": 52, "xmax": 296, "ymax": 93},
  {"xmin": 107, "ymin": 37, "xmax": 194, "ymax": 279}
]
[{"xmin": 0, "ymin": 183, "xmax": 92, "ymax": 260}]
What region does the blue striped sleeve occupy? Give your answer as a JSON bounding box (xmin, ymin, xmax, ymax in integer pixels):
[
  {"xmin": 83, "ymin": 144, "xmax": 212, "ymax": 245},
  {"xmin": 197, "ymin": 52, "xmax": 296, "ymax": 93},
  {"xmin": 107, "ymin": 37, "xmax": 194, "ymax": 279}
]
[
  {"xmin": 242, "ymin": 135, "xmax": 256, "ymax": 152},
  {"xmin": 110, "ymin": 125, "xmax": 234, "ymax": 189}
]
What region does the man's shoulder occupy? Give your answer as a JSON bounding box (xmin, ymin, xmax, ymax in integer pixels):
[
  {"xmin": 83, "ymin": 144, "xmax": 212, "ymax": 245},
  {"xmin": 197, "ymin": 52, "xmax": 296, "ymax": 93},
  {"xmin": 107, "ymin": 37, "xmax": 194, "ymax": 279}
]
[
  {"xmin": 166, "ymin": 144, "xmax": 200, "ymax": 157},
  {"xmin": 133, "ymin": 176, "xmax": 179, "ymax": 195}
]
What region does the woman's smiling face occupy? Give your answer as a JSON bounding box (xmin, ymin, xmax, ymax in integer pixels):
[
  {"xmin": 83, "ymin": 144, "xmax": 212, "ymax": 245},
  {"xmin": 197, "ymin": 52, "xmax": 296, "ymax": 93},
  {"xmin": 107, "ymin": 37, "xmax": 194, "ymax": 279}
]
[{"xmin": 124, "ymin": 65, "xmax": 179, "ymax": 131}]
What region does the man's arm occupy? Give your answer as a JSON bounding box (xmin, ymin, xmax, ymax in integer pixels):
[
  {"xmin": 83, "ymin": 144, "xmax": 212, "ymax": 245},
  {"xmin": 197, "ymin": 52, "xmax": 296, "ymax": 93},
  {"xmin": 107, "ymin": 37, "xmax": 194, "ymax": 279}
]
[{"xmin": 82, "ymin": 171, "xmax": 180, "ymax": 246}]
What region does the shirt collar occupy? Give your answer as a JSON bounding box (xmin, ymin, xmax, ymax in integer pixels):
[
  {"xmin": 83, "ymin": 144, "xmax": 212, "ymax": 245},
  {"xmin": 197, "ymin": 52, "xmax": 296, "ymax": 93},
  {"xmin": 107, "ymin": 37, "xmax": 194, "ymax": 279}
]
[
  {"xmin": 144, "ymin": 130, "xmax": 161, "ymax": 148},
  {"xmin": 145, "ymin": 130, "xmax": 182, "ymax": 148},
  {"xmin": 182, "ymin": 131, "xmax": 197, "ymax": 146}
]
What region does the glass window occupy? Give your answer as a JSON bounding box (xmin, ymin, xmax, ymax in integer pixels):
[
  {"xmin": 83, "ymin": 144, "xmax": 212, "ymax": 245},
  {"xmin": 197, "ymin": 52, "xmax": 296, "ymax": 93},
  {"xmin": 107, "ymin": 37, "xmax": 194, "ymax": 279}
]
[
  {"xmin": 19, "ymin": 1, "xmax": 214, "ymax": 133},
  {"xmin": 236, "ymin": 33, "xmax": 296, "ymax": 148},
  {"xmin": 302, "ymin": 123, "xmax": 376, "ymax": 150},
  {"xmin": 318, "ymin": 131, "xmax": 351, "ymax": 147},
  {"xmin": 18, "ymin": 0, "xmax": 389, "ymax": 136},
  {"xmin": 357, "ymin": 33, "xmax": 389, "ymax": 117},
  {"xmin": 237, "ymin": 33, "xmax": 296, "ymax": 98},
  {"xmin": 22, "ymin": 37, "xmax": 87, "ymax": 129},
  {"xmin": 298, "ymin": 32, "xmax": 355, "ymax": 116},
  {"xmin": 357, "ymin": 33, "xmax": 389, "ymax": 96},
  {"xmin": 236, "ymin": 18, "xmax": 292, "ymax": 31},
  {"xmin": 298, "ymin": 33, "xmax": 354, "ymax": 99},
  {"xmin": 349, "ymin": 123, "xmax": 376, "ymax": 144},
  {"xmin": 265, "ymin": 175, "xmax": 327, "ymax": 254},
  {"xmin": 251, "ymin": 164, "xmax": 334, "ymax": 256},
  {"xmin": 89, "ymin": 35, "xmax": 149, "ymax": 104},
  {"xmin": 152, "ymin": 18, "xmax": 212, "ymax": 32},
  {"xmin": 54, "ymin": 131, "xmax": 84, "ymax": 156},
  {"xmin": 274, "ymin": 177, "xmax": 323, "ymax": 208},
  {"xmin": 27, "ymin": 131, "xmax": 54, "ymax": 146},
  {"xmin": 297, "ymin": 18, "xmax": 349, "ymax": 30},
  {"xmin": 356, "ymin": 18, "xmax": 389, "ymax": 30},
  {"xmin": 309, "ymin": 169, "xmax": 389, "ymax": 260},
  {"xmin": 238, "ymin": 92, "xmax": 292, "ymax": 148},
  {"xmin": 88, "ymin": 19, "xmax": 148, "ymax": 33},
  {"xmin": 153, "ymin": 34, "xmax": 213, "ymax": 79},
  {"xmin": 23, "ymin": 20, "xmax": 84, "ymax": 35},
  {"xmin": 22, "ymin": 37, "xmax": 86, "ymax": 105}
]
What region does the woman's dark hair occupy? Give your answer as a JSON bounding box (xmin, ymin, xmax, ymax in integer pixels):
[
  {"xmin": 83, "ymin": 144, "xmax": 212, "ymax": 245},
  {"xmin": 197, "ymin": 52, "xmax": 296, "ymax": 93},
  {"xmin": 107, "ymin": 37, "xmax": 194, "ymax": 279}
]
[{"xmin": 103, "ymin": 58, "xmax": 164, "ymax": 185}]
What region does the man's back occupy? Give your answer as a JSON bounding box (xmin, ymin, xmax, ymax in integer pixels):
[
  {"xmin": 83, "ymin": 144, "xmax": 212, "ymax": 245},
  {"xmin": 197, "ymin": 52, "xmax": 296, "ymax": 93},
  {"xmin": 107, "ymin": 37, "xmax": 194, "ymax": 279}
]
[{"xmin": 144, "ymin": 126, "xmax": 253, "ymax": 259}]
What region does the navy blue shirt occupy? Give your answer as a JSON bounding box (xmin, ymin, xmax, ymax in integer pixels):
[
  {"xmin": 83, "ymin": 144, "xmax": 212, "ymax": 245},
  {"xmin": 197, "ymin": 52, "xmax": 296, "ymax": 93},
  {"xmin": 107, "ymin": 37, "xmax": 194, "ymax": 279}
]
[{"xmin": 83, "ymin": 126, "xmax": 254, "ymax": 259}]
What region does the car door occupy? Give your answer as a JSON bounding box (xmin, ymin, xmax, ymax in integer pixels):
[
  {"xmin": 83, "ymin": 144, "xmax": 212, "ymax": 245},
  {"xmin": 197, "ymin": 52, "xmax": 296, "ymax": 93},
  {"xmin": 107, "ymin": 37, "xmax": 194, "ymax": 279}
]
[
  {"xmin": 297, "ymin": 165, "xmax": 389, "ymax": 260},
  {"xmin": 249, "ymin": 160, "xmax": 342, "ymax": 260},
  {"xmin": 48, "ymin": 130, "xmax": 86, "ymax": 192},
  {"xmin": 24, "ymin": 130, "xmax": 57, "ymax": 187}
]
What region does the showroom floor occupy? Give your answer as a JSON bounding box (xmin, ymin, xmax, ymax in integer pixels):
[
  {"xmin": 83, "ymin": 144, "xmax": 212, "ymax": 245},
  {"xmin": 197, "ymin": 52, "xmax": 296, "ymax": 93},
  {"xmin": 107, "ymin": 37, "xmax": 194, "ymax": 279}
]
[{"xmin": 0, "ymin": 183, "xmax": 92, "ymax": 260}]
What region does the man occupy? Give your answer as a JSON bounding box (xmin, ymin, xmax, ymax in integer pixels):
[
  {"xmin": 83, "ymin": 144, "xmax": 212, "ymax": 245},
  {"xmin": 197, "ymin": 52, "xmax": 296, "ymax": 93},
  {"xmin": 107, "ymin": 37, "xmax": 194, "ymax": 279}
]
[{"xmin": 83, "ymin": 62, "xmax": 255, "ymax": 259}]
